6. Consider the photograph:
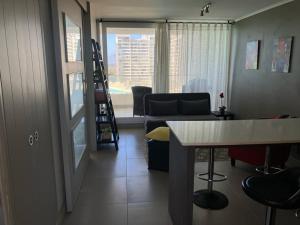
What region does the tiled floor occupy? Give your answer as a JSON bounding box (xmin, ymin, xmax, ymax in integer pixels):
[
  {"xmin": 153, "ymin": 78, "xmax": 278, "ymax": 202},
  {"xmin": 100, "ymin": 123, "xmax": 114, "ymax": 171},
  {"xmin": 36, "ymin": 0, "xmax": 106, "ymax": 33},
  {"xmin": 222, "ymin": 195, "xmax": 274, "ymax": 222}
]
[
  {"xmin": 63, "ymin": 128, "xmax": 300, "ymax": 225},
  {"xmin": 63, "ymin": 128, "xmax": 171, "ymax": 225}
]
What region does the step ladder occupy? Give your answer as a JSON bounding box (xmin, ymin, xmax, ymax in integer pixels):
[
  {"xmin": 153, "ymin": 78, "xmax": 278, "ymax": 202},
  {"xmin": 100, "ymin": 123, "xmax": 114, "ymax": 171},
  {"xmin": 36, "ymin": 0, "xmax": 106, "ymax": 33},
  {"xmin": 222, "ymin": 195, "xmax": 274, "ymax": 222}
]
[{"xmin": 92, "ymin": 39, "xmax": 119, "ymax": 151}]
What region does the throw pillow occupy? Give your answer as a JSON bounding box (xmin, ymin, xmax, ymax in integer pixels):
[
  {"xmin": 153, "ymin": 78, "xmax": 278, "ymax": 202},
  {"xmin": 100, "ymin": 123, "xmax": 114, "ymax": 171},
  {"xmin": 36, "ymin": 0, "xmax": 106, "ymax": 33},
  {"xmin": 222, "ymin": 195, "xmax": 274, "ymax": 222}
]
[
  {"xmin": 149, "ymin": 100, "xmax": 178, "ymax": 116},
  {"xmin": 180, "ymin": 99, "xmax": 210, "ymax": 115},
  {"xmin": 145, "ymin": 127, "xmax": 170, "ymax": 142}
]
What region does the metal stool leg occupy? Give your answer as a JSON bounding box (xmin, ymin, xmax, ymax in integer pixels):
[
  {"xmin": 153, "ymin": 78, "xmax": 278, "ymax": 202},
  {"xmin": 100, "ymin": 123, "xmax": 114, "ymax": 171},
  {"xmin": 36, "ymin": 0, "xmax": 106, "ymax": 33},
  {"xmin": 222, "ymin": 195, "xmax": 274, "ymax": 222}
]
[
  {"xmin": 262, "ymin": 147, "xmax": 277, "ymax": 225},
  {"xmin": 193, "ymin": 148, "xmax": 229, "ymax": 210},
  {"xmin": 208, "ymin": 148, "xmax": 214, "ymax": 192},
  {"xmin": 265, "ymin": 207, "xmax": 276, "ymax": 225},
  {"xmin": 264, "ymin": 146, "xmax": 271, "ymax": 174},
  {"xmin": 256, "ymin": 146, "xmax": 282, "ymax": 174},
  {"xmin": 295, "ymin": 209, "xmax": 300, "ymax": 218}
]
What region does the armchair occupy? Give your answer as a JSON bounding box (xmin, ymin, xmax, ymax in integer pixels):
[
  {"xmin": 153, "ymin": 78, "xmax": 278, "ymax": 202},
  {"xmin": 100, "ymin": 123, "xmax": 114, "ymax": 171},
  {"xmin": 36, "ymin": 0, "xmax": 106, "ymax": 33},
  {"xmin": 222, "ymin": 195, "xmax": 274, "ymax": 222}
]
[
  {"xmin": 131, "ymin": 86, "xmax": 152, "ymax": 116},
  {"xmin": 228, "ymin": 115, "xmax": 291, "ymax": 169}
]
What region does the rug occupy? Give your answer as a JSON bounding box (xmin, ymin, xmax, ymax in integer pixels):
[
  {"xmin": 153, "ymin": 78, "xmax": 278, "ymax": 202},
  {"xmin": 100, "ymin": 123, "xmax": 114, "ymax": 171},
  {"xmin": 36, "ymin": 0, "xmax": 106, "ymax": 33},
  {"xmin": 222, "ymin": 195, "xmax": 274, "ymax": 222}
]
[
  {"xmin": 144, "ymin": 146, "xmax": 230, "ymax": 162},
  {"xmin": 195, "ymin": 148, "xmax": 229, "ymax": 162}
]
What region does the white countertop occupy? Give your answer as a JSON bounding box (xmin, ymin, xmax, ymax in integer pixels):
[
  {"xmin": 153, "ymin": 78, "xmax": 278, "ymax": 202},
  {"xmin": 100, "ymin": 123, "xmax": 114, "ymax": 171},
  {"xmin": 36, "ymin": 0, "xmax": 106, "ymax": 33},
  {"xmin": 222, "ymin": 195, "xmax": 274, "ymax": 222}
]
[{"xmin": 167, "ymin": 118, "xmax": 300, "ymax": 147}]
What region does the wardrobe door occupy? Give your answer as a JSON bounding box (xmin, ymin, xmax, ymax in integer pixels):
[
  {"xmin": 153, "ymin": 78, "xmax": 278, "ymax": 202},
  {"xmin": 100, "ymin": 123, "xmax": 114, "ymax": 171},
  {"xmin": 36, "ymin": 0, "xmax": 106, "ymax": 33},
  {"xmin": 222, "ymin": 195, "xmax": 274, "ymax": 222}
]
[
  {"xmin": 0, "ymin": 0, "xmax": 57, "ymax": 224},
  {"xmin": 0, "ymin": 0, "xmax": 35, "ymax": 224},
  {"xmin": 28, "ymin": 0, "xmax": 57, "ymax": 223}
]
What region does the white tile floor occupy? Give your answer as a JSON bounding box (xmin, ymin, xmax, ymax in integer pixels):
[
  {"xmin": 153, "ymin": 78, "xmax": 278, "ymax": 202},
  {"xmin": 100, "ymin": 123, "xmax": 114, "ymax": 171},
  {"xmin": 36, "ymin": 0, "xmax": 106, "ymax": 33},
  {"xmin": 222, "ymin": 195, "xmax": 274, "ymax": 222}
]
[{"xmin": 63, "ymin": 128, "xmax": 300, "ymax": 225}]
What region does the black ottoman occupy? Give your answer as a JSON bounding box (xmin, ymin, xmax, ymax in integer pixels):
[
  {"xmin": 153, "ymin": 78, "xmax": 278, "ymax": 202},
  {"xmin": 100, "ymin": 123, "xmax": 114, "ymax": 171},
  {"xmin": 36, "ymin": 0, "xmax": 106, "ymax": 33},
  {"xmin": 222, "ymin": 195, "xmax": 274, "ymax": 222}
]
[{"xmin": 147, "ymin": 140, "xmax": 169, "ymax": 172}]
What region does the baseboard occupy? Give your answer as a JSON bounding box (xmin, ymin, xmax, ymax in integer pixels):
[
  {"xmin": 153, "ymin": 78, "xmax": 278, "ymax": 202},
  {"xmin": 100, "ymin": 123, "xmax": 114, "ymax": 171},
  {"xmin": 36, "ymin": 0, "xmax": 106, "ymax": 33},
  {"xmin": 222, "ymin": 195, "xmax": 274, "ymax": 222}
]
[
  {"xmin": 118, "ymin": 122, "xmax": 144, "ymax": 129},
  {"xmin": 116, "ymin": 117, "xmax": 145, "ymax": 129}
]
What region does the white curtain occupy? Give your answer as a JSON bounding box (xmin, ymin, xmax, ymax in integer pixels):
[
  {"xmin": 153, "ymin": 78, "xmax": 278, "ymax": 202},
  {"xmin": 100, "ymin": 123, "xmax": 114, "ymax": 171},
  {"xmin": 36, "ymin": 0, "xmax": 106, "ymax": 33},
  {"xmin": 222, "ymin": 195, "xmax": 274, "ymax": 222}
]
[
  {"xmin": 153, "ymin": 23, "xmax": 169, "ymax": 93},
  {"xmin": 168, "ymin": 23, "xmax": 231, "ymax": 110}
]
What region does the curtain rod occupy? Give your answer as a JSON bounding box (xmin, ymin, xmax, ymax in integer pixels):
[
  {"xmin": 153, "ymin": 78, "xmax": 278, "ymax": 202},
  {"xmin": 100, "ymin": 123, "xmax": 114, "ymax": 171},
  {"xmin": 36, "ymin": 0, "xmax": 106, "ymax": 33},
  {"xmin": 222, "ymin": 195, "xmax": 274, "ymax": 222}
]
[{"xmin": 96, "ymin": 18, "xmax": 234, "ymax": 25}]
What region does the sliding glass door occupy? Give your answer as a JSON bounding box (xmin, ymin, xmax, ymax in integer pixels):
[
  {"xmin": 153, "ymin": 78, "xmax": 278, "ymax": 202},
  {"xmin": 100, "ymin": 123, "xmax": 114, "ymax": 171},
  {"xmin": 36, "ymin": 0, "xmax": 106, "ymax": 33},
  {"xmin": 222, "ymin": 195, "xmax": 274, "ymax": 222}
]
[{"xmin": 102, "ymin": 23, "xmax": 155, "ymax": 118}]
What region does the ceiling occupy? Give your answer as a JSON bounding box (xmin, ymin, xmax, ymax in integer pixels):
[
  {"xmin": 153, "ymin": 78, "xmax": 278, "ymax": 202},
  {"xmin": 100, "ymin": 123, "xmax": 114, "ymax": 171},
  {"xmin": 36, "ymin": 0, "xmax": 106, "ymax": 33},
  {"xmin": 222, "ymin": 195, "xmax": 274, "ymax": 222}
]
[{"xmin": 90, "ymin": 0, "xmax": 292, "ymax": 21}]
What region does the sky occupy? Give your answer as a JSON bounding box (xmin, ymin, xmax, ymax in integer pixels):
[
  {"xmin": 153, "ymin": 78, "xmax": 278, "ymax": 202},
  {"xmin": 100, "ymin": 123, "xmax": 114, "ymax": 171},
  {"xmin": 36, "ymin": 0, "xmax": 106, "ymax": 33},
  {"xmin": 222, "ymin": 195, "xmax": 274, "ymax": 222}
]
[{"xmin": 107, "ymin": 33, "xmax": 116, "ymax": 65}]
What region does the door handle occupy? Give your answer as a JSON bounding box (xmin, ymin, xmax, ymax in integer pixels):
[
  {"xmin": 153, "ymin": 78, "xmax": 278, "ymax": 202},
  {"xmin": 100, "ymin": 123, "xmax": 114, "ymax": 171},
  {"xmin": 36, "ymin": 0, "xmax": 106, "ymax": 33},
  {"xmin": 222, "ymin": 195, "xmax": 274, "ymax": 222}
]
[{"xmin": 28, "ymin": 135, "xmax": 34, "ymax": 146}]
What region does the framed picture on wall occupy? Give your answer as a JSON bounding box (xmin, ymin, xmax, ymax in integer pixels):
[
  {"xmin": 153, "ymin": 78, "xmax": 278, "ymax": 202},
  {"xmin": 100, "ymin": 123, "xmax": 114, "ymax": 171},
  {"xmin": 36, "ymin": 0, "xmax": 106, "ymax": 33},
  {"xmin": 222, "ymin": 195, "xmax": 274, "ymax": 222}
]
[
  {"xmin": 63, "ymin": 13, "xmax": 82, "ymax": 62},
  {"xmin": 245, "ymin": 40, "xmax": 260, "ymax": 70},
  {"xmin": 271, "ymin": 37, "xmax": 293, "ymax": 73}
]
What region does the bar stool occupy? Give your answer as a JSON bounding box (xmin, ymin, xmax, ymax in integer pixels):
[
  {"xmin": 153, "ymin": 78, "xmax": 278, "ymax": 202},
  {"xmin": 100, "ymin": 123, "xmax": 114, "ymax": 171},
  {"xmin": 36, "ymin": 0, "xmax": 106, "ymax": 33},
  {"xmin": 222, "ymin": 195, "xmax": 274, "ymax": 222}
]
[
  {"xmin": 193, "ymin": 148, "xmax": 229, "ymax": 209},
  {"xmin": 255, "ymin": 145, "xmax": 291, "ymax": 174},
  {"xmin": 242, "ymin": 168, "xmax": 300, "ymax": 225}
]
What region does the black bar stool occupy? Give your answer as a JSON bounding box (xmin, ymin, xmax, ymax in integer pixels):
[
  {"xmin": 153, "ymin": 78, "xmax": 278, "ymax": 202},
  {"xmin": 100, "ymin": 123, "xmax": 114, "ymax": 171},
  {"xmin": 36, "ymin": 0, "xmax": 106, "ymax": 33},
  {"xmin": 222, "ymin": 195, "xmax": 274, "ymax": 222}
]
[
  {"xmin": 193, "ymin": 148, "xmax": 229, "ymax": 209},
  {"xmin": 242, "ymin": 168, "xmax": 300, "ymax": 225}
]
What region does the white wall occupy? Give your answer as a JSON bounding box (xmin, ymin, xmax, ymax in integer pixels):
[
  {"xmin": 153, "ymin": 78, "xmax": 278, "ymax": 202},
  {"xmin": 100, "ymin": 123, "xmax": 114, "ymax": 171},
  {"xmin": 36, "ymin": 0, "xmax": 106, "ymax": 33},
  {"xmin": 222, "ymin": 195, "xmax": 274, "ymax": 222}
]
[{"xmin": 90, "ymin": 2, "xmax": 98, "ymax": 39}]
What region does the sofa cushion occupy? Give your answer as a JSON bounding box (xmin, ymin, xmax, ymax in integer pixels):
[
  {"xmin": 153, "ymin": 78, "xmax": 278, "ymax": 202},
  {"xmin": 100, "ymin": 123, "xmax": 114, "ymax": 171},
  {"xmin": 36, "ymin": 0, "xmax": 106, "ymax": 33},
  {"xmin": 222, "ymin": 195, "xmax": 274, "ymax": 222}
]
[
  {"xmin": 145, "ymin": 114, "xmax": 218, "ymax": 122},
  {"xmin": 180, "ymin": 99, "xmax": 210, "ymax": 115},
  {"xmin": 149, "ymin": 100, "xmax": 178, "ymax": 116},
  {"xmin": 144, "ymin": 93, "xmax": 211, "ymax": 115},
  {"xmin": 145, "ymin": 127, "xmax": 170, "ymax": 142}
]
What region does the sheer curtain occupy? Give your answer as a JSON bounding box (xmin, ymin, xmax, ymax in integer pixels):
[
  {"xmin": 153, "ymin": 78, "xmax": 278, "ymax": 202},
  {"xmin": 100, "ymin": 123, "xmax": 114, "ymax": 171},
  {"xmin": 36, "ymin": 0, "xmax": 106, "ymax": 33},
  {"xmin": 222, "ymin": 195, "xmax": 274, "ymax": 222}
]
[
  {"xmin": 168, "ymin": 23, "xmax": 232, "ymax": 110},
  {"xmin": 153, "ymin": 23, "xmax": 169, "ymax": 93}
]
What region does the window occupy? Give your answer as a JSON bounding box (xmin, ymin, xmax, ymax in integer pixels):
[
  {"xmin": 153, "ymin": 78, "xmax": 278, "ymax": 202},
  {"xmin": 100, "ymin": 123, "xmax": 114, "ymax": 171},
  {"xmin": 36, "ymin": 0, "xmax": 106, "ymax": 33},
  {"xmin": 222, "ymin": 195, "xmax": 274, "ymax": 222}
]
[
  {"xmin": 63, "ymin": 14, "xmax": 82, "ymax": 62},
  {"xmin": 67, "ymin": 72, "xmax": 84, "ymax": 117},
  {"xmin": 104, "ymin": 25, "xmax": 155, "ymax": 117},
  {"xmin": 168, "ymin": 23, "xmax": 231, "ymax": 110},
  {"xmin": 72, "ymin": 117, "xmax": 86, "ymax": 169}
]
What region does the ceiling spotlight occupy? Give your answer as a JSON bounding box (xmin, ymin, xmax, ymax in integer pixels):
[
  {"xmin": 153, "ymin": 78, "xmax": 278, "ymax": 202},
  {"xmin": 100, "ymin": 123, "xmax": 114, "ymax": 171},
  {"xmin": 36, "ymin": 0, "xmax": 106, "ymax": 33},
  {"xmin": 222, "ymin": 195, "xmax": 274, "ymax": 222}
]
[
  {"xmin": 205, "ymin": 5, "xmax": 210, "ymax": 13},
  {"xmin": 200, "ymin": 2, "xmax": 212, "ymax": 17}
]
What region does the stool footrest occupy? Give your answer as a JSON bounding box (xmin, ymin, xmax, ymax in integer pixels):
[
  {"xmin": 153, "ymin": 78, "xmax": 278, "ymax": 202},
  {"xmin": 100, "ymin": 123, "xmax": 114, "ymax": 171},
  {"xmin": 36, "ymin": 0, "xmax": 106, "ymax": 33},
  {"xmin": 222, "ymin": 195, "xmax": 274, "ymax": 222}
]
[
  {"xmin": 256, "ymin": 166, "xmax": 282, "ymax": 174},
  {"xmin": 197, "ymin": 172, "xmax": 227, "ymax": 182}
]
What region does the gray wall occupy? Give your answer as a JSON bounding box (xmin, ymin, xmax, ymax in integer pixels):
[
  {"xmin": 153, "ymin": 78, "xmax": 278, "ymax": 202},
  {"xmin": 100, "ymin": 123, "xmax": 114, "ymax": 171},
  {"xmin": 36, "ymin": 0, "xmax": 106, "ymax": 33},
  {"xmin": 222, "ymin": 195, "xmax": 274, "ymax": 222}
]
[{"xmin": 230, "ymin": 1, "xmax": 300, "ymax": 119}]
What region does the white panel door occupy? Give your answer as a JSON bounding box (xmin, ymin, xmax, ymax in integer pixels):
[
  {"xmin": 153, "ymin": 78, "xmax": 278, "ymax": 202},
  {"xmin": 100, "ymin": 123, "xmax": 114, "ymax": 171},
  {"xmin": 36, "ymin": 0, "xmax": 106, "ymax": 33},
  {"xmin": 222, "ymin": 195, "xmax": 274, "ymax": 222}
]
[{"xmin": 52, "ymin": 0, "xmax": 90, "ymax": 211}]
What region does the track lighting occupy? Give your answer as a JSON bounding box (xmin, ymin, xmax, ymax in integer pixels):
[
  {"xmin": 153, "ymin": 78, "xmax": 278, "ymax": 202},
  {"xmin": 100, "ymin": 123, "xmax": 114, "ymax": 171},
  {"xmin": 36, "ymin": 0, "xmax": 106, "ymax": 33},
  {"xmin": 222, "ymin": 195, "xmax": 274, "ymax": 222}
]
[
  {"xmin": 205, "ymin": 5, "xmax": 210, "ymax": 13},
  {"xmin": 200, "ymin": 2, "xmax": 212, "ymax": 17}
]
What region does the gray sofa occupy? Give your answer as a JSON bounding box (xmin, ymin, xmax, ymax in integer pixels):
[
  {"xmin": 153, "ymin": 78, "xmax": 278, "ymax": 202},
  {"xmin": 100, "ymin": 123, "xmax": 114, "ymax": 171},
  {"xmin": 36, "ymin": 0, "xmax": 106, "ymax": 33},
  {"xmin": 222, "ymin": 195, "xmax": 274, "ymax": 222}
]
[
  {"xmin": 144, "ymin": 93, "xmax": 218, "ymax": 171},
  {"xmin": 144, "ymin": 93, "xmax": 218, "ymax": 130}
]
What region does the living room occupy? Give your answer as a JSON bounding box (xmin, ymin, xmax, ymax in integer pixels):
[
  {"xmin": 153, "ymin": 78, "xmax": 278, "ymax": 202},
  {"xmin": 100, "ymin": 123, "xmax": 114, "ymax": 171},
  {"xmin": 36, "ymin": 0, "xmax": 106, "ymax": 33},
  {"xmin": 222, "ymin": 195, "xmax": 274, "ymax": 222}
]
[
  {"xmin": 0, "ymin": 0, "xmax": 299, "ymax": 225},
  {"xmin": 83, "ymin": 0, "xmax": 300, "ymax": 225}
]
